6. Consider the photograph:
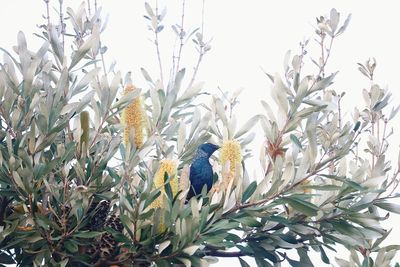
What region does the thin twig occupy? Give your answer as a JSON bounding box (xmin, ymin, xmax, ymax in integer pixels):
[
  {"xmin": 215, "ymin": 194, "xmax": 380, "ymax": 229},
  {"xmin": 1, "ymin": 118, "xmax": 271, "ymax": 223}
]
[
  {"xmin": 44, "ymin": 0, "xmax": 51, "ymax": 26},
  {"xmin": 87, "ymin": 0, "xmax": 92, "ymax": 16},
  {"xmin": 59, "ymin": 0, "xmax": 65, "ymax": 50},
  {"xmin": 186, "ymin": 0, "xmax": 206, "ymax": 90},
  {"xmin": 175, "ymin": 0, "xmax": 186, "ymax": 75},
  {"xmin": 154, "ymin": 0, "xmax": 164, "ymax": 86}
]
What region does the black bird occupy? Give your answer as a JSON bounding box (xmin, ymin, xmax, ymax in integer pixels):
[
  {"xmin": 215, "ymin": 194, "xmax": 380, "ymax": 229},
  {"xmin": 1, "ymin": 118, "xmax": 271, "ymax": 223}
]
[{"xmin": 188, "ymin": 143, "xmax": 220, "ymax": 199}]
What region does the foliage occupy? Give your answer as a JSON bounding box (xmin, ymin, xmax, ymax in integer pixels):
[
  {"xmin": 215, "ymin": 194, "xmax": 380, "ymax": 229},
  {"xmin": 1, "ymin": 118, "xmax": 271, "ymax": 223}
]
[{"xmin": 0, "ymin": 1, "xmax": 399, "ymax": 267}]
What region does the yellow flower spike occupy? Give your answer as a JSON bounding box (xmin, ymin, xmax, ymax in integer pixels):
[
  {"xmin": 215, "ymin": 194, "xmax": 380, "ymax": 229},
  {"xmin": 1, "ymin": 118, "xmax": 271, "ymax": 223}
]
[
  {"xmin": 219, "ymin": 140, "xmax": 242, "ymax": 187},
  {"xmin": 150, "ymin": 159, "xmax": 179, "ymax": 232},
  {"xmin": 121, "ymin": 84, "xmax": 145, "ymax": 148}
]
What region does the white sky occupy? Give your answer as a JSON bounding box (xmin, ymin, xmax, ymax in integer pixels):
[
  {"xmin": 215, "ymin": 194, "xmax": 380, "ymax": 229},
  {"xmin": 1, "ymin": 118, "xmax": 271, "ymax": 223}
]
[{"xmin": 1, "ymin": 1, "xmax": 399, "ymax": 266}]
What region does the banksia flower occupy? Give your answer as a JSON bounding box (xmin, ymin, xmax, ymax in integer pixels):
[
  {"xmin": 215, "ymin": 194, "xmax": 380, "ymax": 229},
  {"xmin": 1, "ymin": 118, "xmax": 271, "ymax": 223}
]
[
  {"xmin": 121, "ymin": 84, "xmax": 145, "ymax": 148},
  {"xmin": 88, "ymin": 200, "xmax": 110, "ymax": 231},
  {"xmin": 150, "ymin": 159, "xmax": 178, "ymax": 231},
  {"xmin": 80, "ymin": 111, "xmax": 90, "ymax": 153},
  {"xmin": 220, "ymin": 140, "xmax": 242, "ymax": 188}
]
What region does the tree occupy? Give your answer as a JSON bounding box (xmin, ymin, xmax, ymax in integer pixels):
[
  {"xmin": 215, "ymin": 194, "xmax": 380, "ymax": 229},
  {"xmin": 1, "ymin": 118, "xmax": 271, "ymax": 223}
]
[{"xmin": 0, "ymin": 1, "xmax": 399, "ymax": 266}]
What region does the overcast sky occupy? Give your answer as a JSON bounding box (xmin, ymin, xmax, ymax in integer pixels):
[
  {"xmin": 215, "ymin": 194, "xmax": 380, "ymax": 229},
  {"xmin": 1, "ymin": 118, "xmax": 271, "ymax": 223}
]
[{"xmin": 1, "ymin": 1, "xmax": 399, "ymax": 266}]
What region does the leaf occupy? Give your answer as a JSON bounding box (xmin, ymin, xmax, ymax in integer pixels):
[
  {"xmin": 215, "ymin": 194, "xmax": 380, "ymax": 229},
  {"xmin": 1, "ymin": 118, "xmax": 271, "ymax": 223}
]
[
  {"xmin": 272, "ymin": 74, "xmax": 289, "ymax": 114},
  {"xmin": 290, "ymin": 134, "xmax": 302, "ymax": 150},
  {"xmin": 375, "ymin": 202, "xmax": 400, "ymax": 214},
  {"xmin": 149, "ymin": 88, "xmax": 161, "ymax": 125},
  {"xmin": 329, "ymin": 8, "xmax": 340, "ymax": 33},
  {"xmin": 234, "ymin": 115, "xmax": 261, "ymax": 139},
  {"xmin": 319, "ymin": 246, "xmax": 330, "ymax": 264},
  {"xmin": 0, "ymin": 252, "xmax": 15, "ymax": 264},
  {"xmin": 143, "ymin": 190, "xmax": 161, "ymax": 210},
  {"xmin": 64, "ymin": 239, "xmax": 78, "ymax": 253},
  {"xmin": 286, "ymin": 258, "xmax": 313, "ymax": 267},
  {"xmin": 74, "ymin": 68, "xmax": 100, "ymax": 92},
  {"xmin": 158, "ymin": 240, "xmax": 170, "ymax": 254},
  {"xmin": 183, "ymin": 245, "xmax": 199, "ymax": 256},
  {"xmin": 49, "ymin": 24, "xmax": 64, "ymax": 63},
  {"xmin": 239, "ymin": 257, "xmax": 251, "ymax": 267},
  {"xmin": 336, "ymin": 14, "xmax": 352, "ymax": 36},
  {"xmin": 141, "ymin": 67, "xmax": 154, "ymax": 84},
  {"xmin": 261, "ymin": 100, "xmax": 277, "ymax": 124},
  {"xmin": 12, "ymin": 171, "xmax": 26, "ymax": 192},
  {"xmin": 145, "ymin": 2, "xmax": 155, "ymax": 18},
  {"xmin": 284, "ymin": 197, "xmax": 319, "ymax": 217},
  {"xmin": 111, "ymin": 88, "xmax": 140, "ymax": 110},
  {"xmin": 242, "ymin": 181, "xmax": 257, "ymax": 203},
  {"xmin": 69, "ymin": 26, "xmax": 100, "ymax": 70},
  {"xmin": 177, "ymin": 122, "xmax": 186, "ymax": 155},
  {"xmin": 73, "ymin": 231, "xmax": 103, "ymax": 238},
  {"xmin": 235, "ymin": 217, "xmax": 263, "ymax": 227},
  {"xmin": 178, "ymin": 81, "xmax": 204, "ymax": 104},
  {"xmin": 309, "ymin": 72, "xmax": 337, "ymax": 93}
]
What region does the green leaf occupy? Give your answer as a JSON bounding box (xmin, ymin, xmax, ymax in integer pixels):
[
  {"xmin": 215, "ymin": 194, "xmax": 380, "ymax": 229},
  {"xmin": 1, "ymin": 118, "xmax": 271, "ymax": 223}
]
[
  {"xmin": 255, "ymin": 257, "xmax": 273, "ymax": 267},
  {"xmin": 287, "ymin": 258, "xmax": 314, "ymax": 267},
  {"xmin": 0, "ymin": 252, "xmax": 15, "ymax": 264},
  {"xmin": 375, "ymin": 201, "xmax": 400, "ymax": 214},
  {"xmin": 290, "ymin": 134, "xmax": 302, "ymax": 150},
  {"xmin": 235, "ymin": 217, "xmax": 263, "ymax": 227},
  {"xmin": 73, "ymin": 231, "xmax": 103, "ymax": 238},
  {"xmin": 242, "ymin": 181, "xmax": 257, "ymax": 203},
  {"xmin": 69, "ymin": 28, "xmax": 99, "ymax": 70},
  {"xmin": 319, "ymin": 246, "xmax": 330, "ymax": 264},
  {"xmin": 283, "ymin": 198, "xmax": 319, "ymax": 216},
  {"xmin": 239, "ymin": 257, "xmax": 251, "ymax": 267},
  {"xmin": 143, "ymin": 190, "xmax": 161, "ymax": 210},
  {"xmin": 164, "ymin": 172, "xmax": 173, "ymax": 201},
  {"xmin": 64, "ymin": 239, "xmax": 78, "ymax": 253}
]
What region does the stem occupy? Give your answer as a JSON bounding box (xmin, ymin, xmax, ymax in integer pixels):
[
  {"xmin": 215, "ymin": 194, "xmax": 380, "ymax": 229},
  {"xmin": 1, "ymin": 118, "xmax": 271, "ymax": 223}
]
[
  {"xmin": 379, "ymin": 119, "xmax": 388, "ymax": 155},
  {"xmin": 87, "ymin": 0, "xmax": 92, "ymax": 16},
  {"xmin": 186, "ymin": 0, "xmax": 206, "ymax": 90},
  {"xmin": 45, "ymin": 0, "xmax": 51, "ymax": 26},
  {"xmin": 175, "ymin": 0, "xmax": 186, "ymax": 76},
  {"xmin": 338, "ymin": 95, "xmax": 342, "ymax": 130},
  {"xmin": 59, "ymin": 0, "xmax": 65, "ymax": 51},
  {"xmin": 187, "ymin": 52, "xmax": 204, "ymax": 90},
  {"xmin": 154, "ymin": 0, "xmax": 164, "ymax": 86},
  {"xmin": 371, "ymin": 121, "xmax": 375, "ymax": 168}
]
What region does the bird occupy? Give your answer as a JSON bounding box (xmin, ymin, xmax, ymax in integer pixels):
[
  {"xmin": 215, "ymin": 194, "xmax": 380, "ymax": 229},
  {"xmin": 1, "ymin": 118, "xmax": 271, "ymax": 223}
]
[{"xmin": 187, "ymin": 143, "xmax": 220, "ymax": 199}]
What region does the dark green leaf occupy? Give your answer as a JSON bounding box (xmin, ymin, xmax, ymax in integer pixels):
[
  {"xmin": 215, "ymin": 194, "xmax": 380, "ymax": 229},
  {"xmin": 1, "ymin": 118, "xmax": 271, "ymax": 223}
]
[
  {"xmin": 287, "ymin": 258, "xmax": 314, "ymax": 267},
  {"xmin": 319, "ymin": 246, "xmax": 330, "ymax": 264},
  {"xmin": 73, "ymin": 231, "xmax": 103, "ymax": 238},
  {"xmin": 255, "ymin": 257, "xmax": 273, "ymax": 267},
  {"xmin": 64, "ymin": 239, "xmax": 78, "ymax": 253},
  {"xmin": 239, "ymin": 257, "xmax": 251, "ymax": 267},
  {"xmin": 283, "ymin": 198, "xmax": 319, "ymax": 216},
  {"xmin": 235, "ymin": 217, "xmax": 263, "ymax": 227},
  {"xmin": 242, "ymin": 181, "xmax": 257, "ymax": 203},
  {"xmin": 0, "ymin": 252, "xmax": 15, "ymax": 264}
]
